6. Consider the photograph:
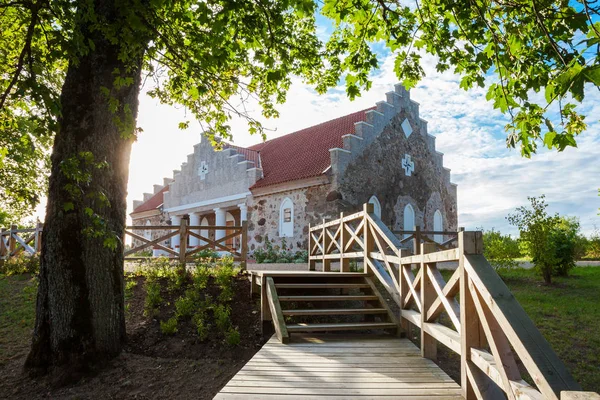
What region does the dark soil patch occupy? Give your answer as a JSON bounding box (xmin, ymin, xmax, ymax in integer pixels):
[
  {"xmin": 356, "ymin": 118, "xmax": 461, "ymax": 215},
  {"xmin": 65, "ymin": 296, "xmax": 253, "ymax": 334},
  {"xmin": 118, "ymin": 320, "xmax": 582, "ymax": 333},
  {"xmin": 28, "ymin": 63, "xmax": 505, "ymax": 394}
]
[{"xmin": 0, "ymin": 273, "xmax": 265, "ymax": 400}]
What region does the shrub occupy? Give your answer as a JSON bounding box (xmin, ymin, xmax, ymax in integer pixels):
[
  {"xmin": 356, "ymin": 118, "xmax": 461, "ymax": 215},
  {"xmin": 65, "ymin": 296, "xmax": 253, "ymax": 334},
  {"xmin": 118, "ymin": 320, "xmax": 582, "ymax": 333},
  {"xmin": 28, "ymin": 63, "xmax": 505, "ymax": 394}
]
[
  {"xmin": 482, "ymin": 228, "xmax": 520, "ymax": 269},
  {"xmin": 214, "ymin": 257, "xmax": 237, "ymax": 302},
  {"xmin": 508, "ymin": 196, "xmax": 578, "ymax": 283},
  {"xmin": 175, "ymin": 295, "xmax": 195, "ymax": 318},
  {"xmin": 253, "ymin": 247, "xmax": 267, "ymax": 263},
  {"xmin": 225, "ymin": 327, "xmax": 241, "ymax": 346},
  {"xmin": 144, "ymin": 281, "xmax": 162, "ymax": 316},
  {"xmin": 160, "ymin": 316, "xmax": 178, "ymax": 335},
  {"xmin": 294, "ymin": 250, "xmax": 308, "ymax": 263},
  {"xmin": 194, "ymin": 248, "xmax": 220, "ymax": 260},
  {"xmin": 214, "ymin": 304, "xmax": 231, "ymax": 332},
  {"xmin": 587, "ymin": 228, "xmax": 600, "ymax": 259},
  {"xmin": 193, "ymin": 312, "xmax": 209, "ymax": 340},
  {"xmin": 551, "ymin": 218, "xmax": 579, "ymax": 276},
  {"xmin": 192, "ymin": 264, "xmax": 211, "ymax": 290},
  {"xmin": 1, "ymin": 254, "xmax": 39, "ymax": 276}
]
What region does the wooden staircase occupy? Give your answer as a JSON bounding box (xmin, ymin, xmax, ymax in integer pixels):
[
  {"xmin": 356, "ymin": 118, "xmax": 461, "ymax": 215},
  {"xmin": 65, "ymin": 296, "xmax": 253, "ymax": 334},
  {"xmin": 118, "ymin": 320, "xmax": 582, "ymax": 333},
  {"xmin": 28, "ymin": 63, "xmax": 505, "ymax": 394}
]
[{"xmin": 259, "ymin": 272, "xmax": 399, "ymax": 342}]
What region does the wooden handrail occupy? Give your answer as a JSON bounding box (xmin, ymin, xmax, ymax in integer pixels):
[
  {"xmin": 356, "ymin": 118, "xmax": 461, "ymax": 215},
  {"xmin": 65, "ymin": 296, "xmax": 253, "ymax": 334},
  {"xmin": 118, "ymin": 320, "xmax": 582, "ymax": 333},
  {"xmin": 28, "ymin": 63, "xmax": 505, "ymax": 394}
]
[
  {"xmin": 265, "ymin": 277, "xmax": 289, "ymax": 344},
  {"xmin": 307, "ymin": 204, "xmax": 591, "ymax": 400}
]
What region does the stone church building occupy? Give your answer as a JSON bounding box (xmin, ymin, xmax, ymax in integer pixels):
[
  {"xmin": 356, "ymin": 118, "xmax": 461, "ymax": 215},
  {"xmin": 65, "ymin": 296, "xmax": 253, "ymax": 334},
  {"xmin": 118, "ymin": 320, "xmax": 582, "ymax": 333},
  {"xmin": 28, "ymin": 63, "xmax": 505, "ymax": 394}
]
[{"xmin": 130, "ymin": 84, "xmax": 458, "ymax": 254}]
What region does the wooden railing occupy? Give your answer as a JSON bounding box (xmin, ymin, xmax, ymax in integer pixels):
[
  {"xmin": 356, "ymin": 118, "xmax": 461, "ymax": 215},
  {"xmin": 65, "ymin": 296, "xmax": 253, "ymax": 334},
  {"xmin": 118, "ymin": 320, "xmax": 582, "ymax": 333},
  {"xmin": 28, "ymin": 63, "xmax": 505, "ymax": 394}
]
[
  {"xmin": 1, "ymin": 220, "xmax": 248, "ymax": 267},
  {"xmin": 309, "ymin": 203, "xmax": 592, "ymax": 400},
  {"xmin": 0, "ymin": 223, "xmax": 43, "ymax": 262},
  {"xmin": 124, "ymin": 218, "xmax": 248, "ymax": 265}
]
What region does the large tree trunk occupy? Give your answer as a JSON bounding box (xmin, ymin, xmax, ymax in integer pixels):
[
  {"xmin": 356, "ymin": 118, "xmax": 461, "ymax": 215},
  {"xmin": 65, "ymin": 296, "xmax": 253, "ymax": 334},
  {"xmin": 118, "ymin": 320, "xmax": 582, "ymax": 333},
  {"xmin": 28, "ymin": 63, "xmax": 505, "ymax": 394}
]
[{"xmin": 25, "ymin": 0, "xmax": 145, "ymax": 380}]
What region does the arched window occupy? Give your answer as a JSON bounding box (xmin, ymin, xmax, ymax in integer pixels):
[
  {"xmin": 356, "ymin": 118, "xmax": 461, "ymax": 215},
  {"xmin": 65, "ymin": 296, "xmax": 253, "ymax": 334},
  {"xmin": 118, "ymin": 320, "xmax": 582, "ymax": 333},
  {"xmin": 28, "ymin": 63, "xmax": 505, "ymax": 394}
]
[
  {"xmin": 403, "ymin": 204, "xmax": 415, "ymax": 239},
  {"xmin": 200, "ymin": 217, "xmax": 209, "ymax": 246},
  {"xmin": 368, "ymin": 195, "xmax": 382, "ymax": 219},
  {"xmin": 144, "ymin": 220, "xmax": 152, "ymax": 240},
  {"xmin": 434, "ymin": 210, "xmax": 443, "ymax": 244},
  {"xmin": 279, "ymin": 197, "xmax": 294, "ymax": 237}
]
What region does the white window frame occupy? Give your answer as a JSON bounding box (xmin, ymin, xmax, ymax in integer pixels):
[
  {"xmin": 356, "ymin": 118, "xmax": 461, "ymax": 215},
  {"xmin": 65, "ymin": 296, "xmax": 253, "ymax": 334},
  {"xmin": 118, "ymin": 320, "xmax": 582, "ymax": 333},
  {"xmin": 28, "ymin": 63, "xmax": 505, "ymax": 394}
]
[
  {"xmin": 434, "ymin": 210, "xmax": 443, "ymax": 244},
  {"xmin": 403, "ymin": 204, "xmax": 415, "ymax": 240},
  {"xmin": 279, "ymin": 197, "xmax": 294, "ymax": 237},
  {"xmin": 368, "ymin": 195, "xmax": 382, "ymax": 219}
]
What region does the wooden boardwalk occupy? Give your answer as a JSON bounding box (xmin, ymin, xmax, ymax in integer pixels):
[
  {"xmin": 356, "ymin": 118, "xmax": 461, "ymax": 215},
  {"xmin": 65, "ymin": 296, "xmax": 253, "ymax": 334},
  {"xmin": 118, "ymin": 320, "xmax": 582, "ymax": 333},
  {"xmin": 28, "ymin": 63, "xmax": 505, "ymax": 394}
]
[{"xmin": 214, "ymin": 334, "xmax": 461, "ymax": 399}]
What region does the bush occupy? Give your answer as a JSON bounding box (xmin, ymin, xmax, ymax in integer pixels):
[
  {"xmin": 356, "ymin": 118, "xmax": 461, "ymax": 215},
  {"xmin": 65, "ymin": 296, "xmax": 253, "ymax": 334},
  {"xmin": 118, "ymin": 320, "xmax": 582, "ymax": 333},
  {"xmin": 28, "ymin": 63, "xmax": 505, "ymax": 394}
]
[
  {"xmin": 175, "ymin": 295, "xmax": 195, "ymax": 318},
  {"xmin": 225, "ymin": 327, "xmax": 241, "ymax": 346},
  {"xmin": 551, "ymin": 218, "xmax": 579, "ymax": 276},
  {"xmin": 194, "ymin": 248, "xmax": 220, "ymax": 260},
  {"xmin": 482, "ymin": 228, "xmax": 520, "ymax": 269},
  {"xmin": 192, "ymin": 263, "xmax": 211, "ymax": 290},
  {"xmin": 508, "ymin": 196, "xmax": 579, "ymax": 283},
  {"xmin": 144, "ymin": 281, "xmax": 162, "ymax": 316},
  {"xmin": 193, "ymin": 312, "xmax": 209, "ymax": 340},
  {"xmin": 253, "ymin": 247, "xmax": 267, "ymax": 263},
  {"xmin": 214, "ymin": 304, "xmax": 231, "ymax": 333},
  {"xmin": 587, "ymin": 228, "xmax": 600, "ymax": 259},
  {"xmin": 1, "ymin": 254, "xmax": 39, "ymax": 276},
  {"xmin": 160, "ymin": 316, "xmax": 178, "ymax": 335}
]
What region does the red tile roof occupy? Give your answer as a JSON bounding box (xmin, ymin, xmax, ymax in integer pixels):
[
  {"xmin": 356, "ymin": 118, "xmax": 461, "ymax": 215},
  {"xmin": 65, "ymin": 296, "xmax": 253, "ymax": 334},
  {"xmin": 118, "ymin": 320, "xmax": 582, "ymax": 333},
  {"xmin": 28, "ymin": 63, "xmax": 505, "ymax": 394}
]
[
  {"xmin": 249, "ymin": 108, "xmax": 372, "ymax": 189},
  {"xmin": 225, "ymin": 143, "xmax": 260, "ymax": 167},
  {"xmin": 131, "ymin": 185, "xmax": 168, "ymax": 214}
]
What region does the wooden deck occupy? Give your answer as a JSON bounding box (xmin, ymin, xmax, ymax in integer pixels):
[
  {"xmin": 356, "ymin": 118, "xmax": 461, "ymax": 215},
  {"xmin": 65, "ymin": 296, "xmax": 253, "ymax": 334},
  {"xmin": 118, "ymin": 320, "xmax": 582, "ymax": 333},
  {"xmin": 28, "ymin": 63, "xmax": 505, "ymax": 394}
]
[{"xmin": 214, "ymin": 334, "xmax": 462, "ymax": 399}]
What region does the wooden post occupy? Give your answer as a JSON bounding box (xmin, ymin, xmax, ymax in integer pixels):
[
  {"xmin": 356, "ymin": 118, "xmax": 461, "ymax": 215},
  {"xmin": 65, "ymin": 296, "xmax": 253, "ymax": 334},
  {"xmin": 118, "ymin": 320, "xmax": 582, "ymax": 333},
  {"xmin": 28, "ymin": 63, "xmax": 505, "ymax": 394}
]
[
  {"xmin": 363, "ymin": 203, "xmax": 374, "ymax": 274},
  {"xmin": 340, "ymin": 212, "xmax": 350, "ymax": 272},
  {"xmin": 260, "ymin": 275, "xmax": 272, "ymax": 334},
  {"xmin": 414, "ymin": 225, "xmax": 421, "ymax": 256},
  {"xmin": 0, "ymin": 227, "xmax": 6, "ymax": 266},
  {"xmin": 308, "ymin": 223, "xmax": 316, "ymax": 271},
  {"xmin": 459, "ymin": 230, "xmax": 485, "ymax": 400},
  {"xmin": 322, "ymin": 218, "xmax": 331, "ymax": 272},
  {"xmin": 421, "ymin": 242, "xmax": 438, "ymax": 360},
  {"xmin": 179, "ymin": 218, "xmax": 188, "ymax": 266},
  {"xmin": 35, "ymin": 222, "xmax": 43, "ymax": 253},
  {"xmin": 9, "ymin": 224, "xmax": 17, "ymax": 257},
  {"xmin": 241, "ymin": 220, "xmax": 248, "ymax": 270}
]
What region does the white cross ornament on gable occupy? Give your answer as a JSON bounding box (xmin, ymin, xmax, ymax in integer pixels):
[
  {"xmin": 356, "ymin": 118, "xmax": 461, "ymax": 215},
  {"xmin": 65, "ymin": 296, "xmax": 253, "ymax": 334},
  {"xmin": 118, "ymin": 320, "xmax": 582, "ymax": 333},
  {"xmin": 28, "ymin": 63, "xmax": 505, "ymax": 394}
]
[
  {"xmin": 198, "ymin": 161, "xmax": 208, "ymax": 180},
  {"xmin": 402, "ymin": 154, "xmax": 415, "ymax": 176}
]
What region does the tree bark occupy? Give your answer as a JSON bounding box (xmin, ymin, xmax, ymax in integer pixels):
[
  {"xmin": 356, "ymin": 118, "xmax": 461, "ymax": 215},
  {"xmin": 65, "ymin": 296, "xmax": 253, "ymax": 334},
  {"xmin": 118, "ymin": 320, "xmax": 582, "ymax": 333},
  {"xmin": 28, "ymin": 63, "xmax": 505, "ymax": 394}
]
[{"xmin": 25, "ymin": 0, "xmax": 145, "ymax": 381}]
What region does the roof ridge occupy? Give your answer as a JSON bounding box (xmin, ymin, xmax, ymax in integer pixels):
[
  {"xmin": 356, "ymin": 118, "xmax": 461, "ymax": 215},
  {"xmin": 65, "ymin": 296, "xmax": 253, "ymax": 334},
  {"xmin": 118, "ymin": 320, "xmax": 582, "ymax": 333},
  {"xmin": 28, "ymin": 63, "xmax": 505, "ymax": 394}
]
[{"xmin": 247, "ymin": 107, "xmax": 376, "ymax": 150}]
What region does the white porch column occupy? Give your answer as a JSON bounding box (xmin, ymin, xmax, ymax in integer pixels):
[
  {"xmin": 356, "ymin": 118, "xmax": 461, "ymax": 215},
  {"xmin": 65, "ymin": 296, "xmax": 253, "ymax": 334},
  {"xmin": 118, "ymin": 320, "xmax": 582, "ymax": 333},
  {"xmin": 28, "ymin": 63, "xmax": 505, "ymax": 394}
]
[
  {"xmin": 238, "ymin": 203, "xmax": 248, "ymax": 222},
  {"xmin": 170, "ymin": 215, "xmax": 181, "ymax": 249},
  {"xmin": 214, "ymin": 207, "xmax": 226, "ymax": 242},
  {"xmin": 189, "ymin": 213, "xmax": 201, "ymax": 247}
]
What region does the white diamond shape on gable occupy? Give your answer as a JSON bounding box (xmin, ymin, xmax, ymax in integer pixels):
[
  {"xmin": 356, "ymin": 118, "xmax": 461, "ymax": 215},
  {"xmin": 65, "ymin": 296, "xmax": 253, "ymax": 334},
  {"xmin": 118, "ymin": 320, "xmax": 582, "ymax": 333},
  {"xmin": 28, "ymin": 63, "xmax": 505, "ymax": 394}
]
[{"xmin": 401, "ymin": 118, "xmax": 413, "ymax": 138}]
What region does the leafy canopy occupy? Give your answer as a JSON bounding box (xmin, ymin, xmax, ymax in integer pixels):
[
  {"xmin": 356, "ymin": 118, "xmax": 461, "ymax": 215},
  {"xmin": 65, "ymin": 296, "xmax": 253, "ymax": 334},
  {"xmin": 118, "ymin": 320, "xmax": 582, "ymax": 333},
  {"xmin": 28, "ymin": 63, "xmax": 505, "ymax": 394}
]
[
  {"xmin": 2, "ymin": 0, "xmax": 599, "ymax": 221},
  {"xmin": 319, "ymin": 0, "xmax": 599, "ymax": 157}
]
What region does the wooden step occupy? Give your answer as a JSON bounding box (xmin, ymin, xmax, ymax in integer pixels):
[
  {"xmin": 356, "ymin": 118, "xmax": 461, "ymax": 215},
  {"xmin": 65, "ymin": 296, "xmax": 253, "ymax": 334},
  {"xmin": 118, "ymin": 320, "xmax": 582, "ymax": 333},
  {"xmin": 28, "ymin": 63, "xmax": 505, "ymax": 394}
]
[
  {"xmin": 286, "ymin": 322, "xmax": 397, "ymax": 332},
  {"xmin": 282, "ymin": 308, "xmax": 387, "ymax": 316},
  {"xmin": 278, "ymin": 295, "xmax": 378, "ymax": 302},
  {"xmin": 275, "ymin": 283, "xmax": 370, "ymax": 289}
]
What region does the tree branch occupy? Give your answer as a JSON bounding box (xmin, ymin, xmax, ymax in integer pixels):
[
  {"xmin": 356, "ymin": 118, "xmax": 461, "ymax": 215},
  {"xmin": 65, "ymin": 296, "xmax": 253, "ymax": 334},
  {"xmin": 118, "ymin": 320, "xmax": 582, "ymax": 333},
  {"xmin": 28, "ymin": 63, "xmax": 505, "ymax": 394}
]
[{"xmin": 0, "ymin": 1, "xmax": 40, "ymax": 110}]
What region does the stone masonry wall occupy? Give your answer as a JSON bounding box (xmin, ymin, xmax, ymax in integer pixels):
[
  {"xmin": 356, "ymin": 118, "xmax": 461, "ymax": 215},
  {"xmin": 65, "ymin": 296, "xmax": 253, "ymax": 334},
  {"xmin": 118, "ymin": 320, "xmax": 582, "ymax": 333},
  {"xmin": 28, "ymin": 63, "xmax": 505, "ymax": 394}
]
[{"xmin": 247, "ymin": 183, "xmax": 341, "ymax": 254}]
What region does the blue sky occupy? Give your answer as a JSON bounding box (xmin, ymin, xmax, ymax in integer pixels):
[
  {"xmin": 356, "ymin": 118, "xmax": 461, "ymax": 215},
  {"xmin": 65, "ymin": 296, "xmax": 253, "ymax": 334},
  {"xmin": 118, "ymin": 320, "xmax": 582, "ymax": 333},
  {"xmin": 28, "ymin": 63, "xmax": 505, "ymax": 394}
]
[{"xmin": 34, "ymin": 19, "xmax": 600, "ymax": 237}]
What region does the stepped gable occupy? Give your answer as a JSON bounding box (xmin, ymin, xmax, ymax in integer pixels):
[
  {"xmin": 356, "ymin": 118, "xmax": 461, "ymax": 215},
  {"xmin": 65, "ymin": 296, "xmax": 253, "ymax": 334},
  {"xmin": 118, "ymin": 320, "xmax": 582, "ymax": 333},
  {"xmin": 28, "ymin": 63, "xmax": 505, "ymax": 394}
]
[
  {"xmin": 248, "ymin": 108, "xmax": 374, "ymax": 189},
  {"xmin": 131, "ymin": 186, "xmax": 168, "ymax": 214}
]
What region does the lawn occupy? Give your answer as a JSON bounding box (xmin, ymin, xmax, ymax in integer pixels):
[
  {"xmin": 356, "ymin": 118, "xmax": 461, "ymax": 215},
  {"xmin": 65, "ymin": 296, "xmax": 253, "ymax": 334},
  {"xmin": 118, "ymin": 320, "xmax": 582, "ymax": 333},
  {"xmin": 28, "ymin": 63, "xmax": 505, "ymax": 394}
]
[
  {"xmin": 496, "ymin": 266, "xmax": 600, "ymax": 392},
  {"xmin": 0, "ymin": 273, "xmax": 37, "ymax": 366}
]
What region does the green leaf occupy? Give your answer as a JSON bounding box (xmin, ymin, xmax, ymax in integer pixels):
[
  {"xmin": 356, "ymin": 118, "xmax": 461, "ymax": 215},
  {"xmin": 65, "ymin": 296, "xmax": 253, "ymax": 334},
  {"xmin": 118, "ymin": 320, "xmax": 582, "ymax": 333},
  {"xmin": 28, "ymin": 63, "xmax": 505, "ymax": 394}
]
[{"xmin": 63, "ymin": 202, "xmax": 74, "ymax": 212}]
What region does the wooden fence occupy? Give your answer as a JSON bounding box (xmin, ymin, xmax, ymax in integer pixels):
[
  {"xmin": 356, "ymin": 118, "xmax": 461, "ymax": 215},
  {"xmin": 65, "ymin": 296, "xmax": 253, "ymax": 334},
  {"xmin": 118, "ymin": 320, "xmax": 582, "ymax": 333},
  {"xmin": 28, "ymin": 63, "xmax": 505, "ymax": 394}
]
[
  {"xmin": 309, "ymin": 203, "xmax": 589, "ymax": 400},
  {"xmin": 0, "ymin": 223, "xmax": 43, "ymax": 262},
  {"xmin": 124, "ymin": 219, "xmax": 248, "ymax": 265},
  {"xmin": 1, "ymin": 220, "xmax": 248, "ymax": 267}
]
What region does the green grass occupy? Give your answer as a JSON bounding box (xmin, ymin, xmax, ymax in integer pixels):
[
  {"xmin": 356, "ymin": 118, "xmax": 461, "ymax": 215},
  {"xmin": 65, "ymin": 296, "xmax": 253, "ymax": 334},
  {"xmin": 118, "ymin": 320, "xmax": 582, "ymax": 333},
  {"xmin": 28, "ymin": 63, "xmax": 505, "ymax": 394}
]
[
  {"xmin": 495, "ymin": 266, "xmax": 600, "ymax": 392},
  {"xmin": 0, "ymin": 273, "xmax": 37, "ymax": 365}
]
